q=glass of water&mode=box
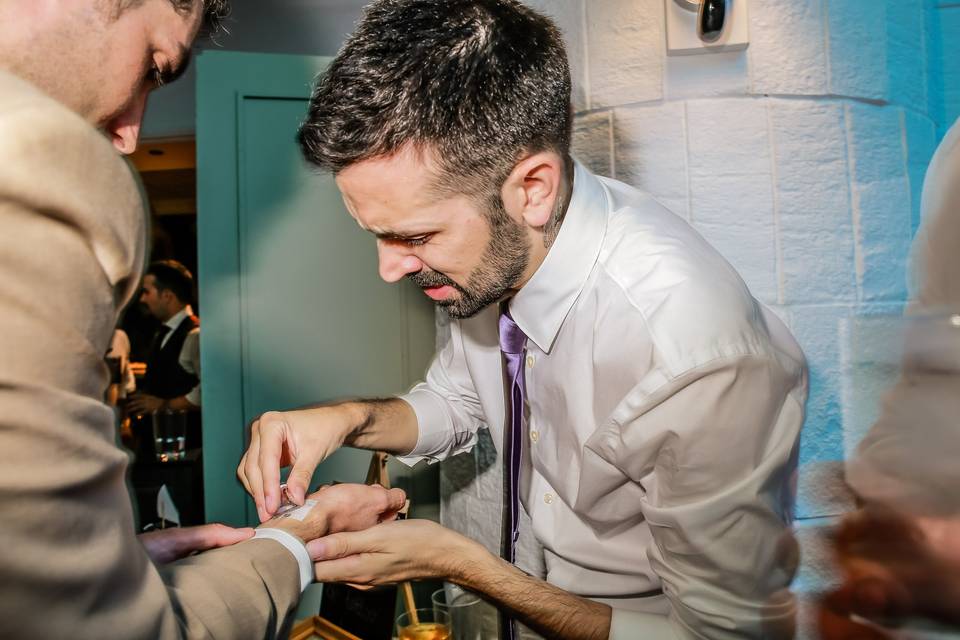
[151,409,187,462]
[431,584,490,640]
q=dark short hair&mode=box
[146,260,194,305]
[298,0,572,198]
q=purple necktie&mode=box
[498,304,527,640]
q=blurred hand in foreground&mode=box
[818,505,960,639]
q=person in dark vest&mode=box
[129,260,201,447]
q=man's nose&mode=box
[377,241,423,283]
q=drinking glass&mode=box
[431,585,487,640]
[396,608,450,640]
[151,409,187,462]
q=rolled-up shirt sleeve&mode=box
[596,354,805,639]
[178,328,201,406]
[396,321,488,466]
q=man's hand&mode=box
[261,484,407,543]
[237,401,420,523]
[237,409,355,522]
[309,520,613,640]
[818,506,960,639]
[138,524,254,565]
[312,483,407,534]
[127,392,164,415]
[308,519,476,586]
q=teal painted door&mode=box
[196,51,436,526]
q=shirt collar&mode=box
[164,305,193,332]
[510,160,608,354]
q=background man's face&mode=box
[9,0,203,153]
[139,274,168,320]
[335,145,531,319]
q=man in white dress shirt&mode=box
[239,0,808,637]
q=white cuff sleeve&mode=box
[393,389,454,466]
[253,528,313,593]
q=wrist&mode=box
[443,531,491,586]
[259,503,331,542]
[252,527,313,593]
[339,401,372,446]
[258,517,310,543]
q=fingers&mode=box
[385,487,406,512]
[380,487,407,522]
[287,453,322,506]
[182,523,255,553]
[243,421,269,522]
[140,524,255,564]
[236,451,250,494]
[257,414,286,515]
[205,523,256,548]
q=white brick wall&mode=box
[749,0,829,95]
[613,102,688,217]
[557,0,935,512]
[440,0,944,632]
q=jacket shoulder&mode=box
[0,72,146,293]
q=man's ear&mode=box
[501,151,566,229]
[107,87,148,155]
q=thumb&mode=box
[379,488,408,522]
[287,456,320,505]
[307,532,364,562]
[385,487,407,511]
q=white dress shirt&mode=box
[161,306,202,406]
[399,162,808,639]
[108,329,136,395]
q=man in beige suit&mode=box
[818,120,960,637]
[0,1,406,637]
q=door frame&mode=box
[196,50,333,525]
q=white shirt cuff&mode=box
[253,528,313,593]
[393,388,452,466]
[185,384,201,407]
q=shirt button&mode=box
[530,430,539,443]
[526,355,535,368]
[543,493,554,505]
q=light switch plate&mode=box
[665,0,750,56]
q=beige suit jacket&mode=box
[847,118,960,515]
[0,70,301,638]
